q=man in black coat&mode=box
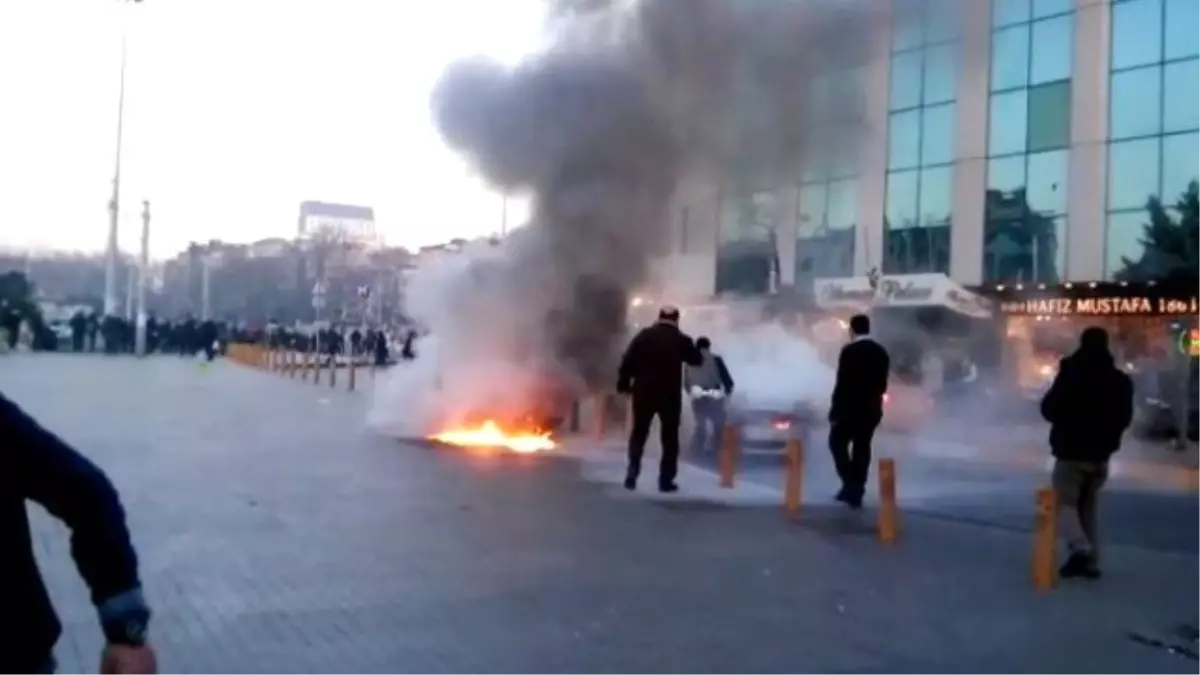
[1040,326,1134,579]
[1,392,156,673]
[828,313,890,509]
[617,306,703,492]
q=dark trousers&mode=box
[829,417,880,497]
[627,394,682,486]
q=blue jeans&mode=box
[690,397,727,456]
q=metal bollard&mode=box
[784,437,803,518]
[300,352,309,381]
[1032,486,1058,591]
[313,354,322,385]
[348,357,357,391]
[718,425,738,488]
[329,356,337,388]
[877,458,898,545]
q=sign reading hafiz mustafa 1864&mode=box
[1000,296,1199,316]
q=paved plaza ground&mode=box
[3,353,1197,673]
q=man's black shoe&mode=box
[658,483,679,493]
[835,488,851,503]
[623,477,637,491]
[1060,552,1092,579]
[845,495,863,510]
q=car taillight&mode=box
[771,419,791,431]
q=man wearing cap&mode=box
[617,306,703,492]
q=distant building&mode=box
[297,201,377,246]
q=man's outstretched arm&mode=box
[2,393,150,639]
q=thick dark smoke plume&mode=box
[431,0,909,392]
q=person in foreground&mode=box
[617,305,703,492]
[828,313,890,509]
[1,391,156,674]
[1040,326,1134,579]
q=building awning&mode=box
[813,273,994,319]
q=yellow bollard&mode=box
[348,357,357,392]
[784,437,803,518]
[1032,486,1058,591]
[718,425,738,489]
[877,458,898,545]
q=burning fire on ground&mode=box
[429,420,556,454]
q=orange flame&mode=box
[430,420,555,454]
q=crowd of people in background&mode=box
[41,308,421,369]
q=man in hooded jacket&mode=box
[1040,326,1134,579]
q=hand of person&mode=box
[688,386,704,399]
[100,644,157,674]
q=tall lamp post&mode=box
[134,200,151,356]
[103,0,144,317]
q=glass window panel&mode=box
[988,155,1028,194]
[1105,210,1151,278]
[1165,0,1200,60]
[1032,0,1073,19]
[897,19,921,52]
[923,44,958,104]
[1162,132,1200,202]
[1108,137,1162,210]
[920,103,956,165]
[1163,59,1200,133]
[827,179,858,230]
[987,156,1029,221]
[1028,80,1072,151]
[885,170,920,229]
[890,50,923,110]
[1110,66,1163,139]
[991,24,1031,91]
[1026,150,1069,215]
[989,90,1029,155]
[888,109,922,170]
[993,0,1031,27]
[1030,215,1068,283]
[892,0,925,52]
[919,166,954,227]
[1030,15,1074,85]
[797,184,828,237]
[925,2,958,43]
[1111,0,1164,70]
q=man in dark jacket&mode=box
[1040,326,1134,579]
[828,314,890,509]
[1,392,156,673]
[617,306,703,492]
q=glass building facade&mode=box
[674,0,1198,299]
[883,0,957,274]
[983,0,1074,283]
[1104,0,1199,278]
[794,69,863,288]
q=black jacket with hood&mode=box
[1040,328,1135,463]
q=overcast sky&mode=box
[0,0,541,259]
